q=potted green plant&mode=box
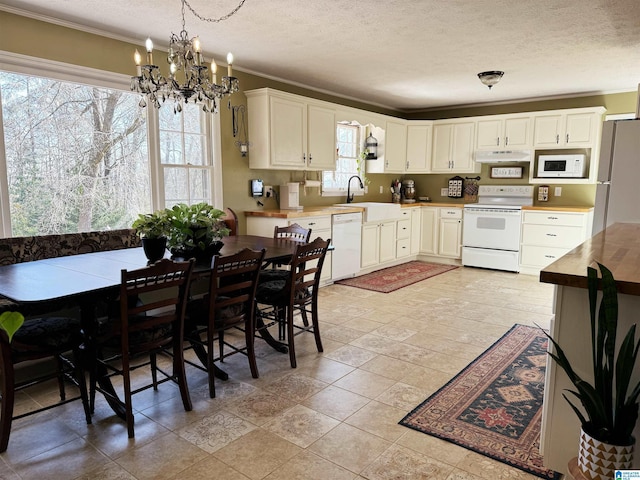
[132,210,170,262]
[544,262,639,480]
[164,202,230,260]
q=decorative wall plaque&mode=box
[490,166,523,179]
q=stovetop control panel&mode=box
[477,185,534,197]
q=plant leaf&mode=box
[0,311,24,343]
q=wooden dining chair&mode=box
[255,237,330,368]
[89,258,194,438]
[0,313,92,452]
[185,248,265,398]
[259,223,312,283]
[221,207,238,236]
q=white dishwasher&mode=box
[331,212,362,280]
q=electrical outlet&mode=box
[364,185,368,194]
[554,187,562,197]
[379,185,383,194]
[538,186,549,202]
[263,185,274,198]
[441,188,449,196]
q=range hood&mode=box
[474,150,532,163]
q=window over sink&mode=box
[322,122,366,197]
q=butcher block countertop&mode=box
[244,202,467,219]
[522,205,594,213]
[540,223,640,296]
[245,206,363,218]
[245,203,593,218]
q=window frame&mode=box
[322,122,366,198]
[0,51,223,237]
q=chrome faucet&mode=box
[346,175,364,203]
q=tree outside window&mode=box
[158,102,213,207]
[0,72,149,236]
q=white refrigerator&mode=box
[592,119,640,235]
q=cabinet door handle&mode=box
[566,133,570,143]
[308,154,312,164]
[505,136,509,146]
[545,255,556,259]
[546,233,557,237]
[406,161,409,169]
[547,216,558,220]
[302,153,306,162]
[496,137,500,146]
[556,134,560,144]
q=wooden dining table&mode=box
[0,235,299,304]
[0,235,299,417]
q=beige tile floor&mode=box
[0,266,556,480]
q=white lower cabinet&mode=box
[361,221,396,268]
[396,208,414,259]
[410,207,421,255]
[419,207,438,255]
[520,210,593,274]
[438,208,463,259]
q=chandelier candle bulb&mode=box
[227,52,233,77]
[134,50,142,76]
[193,36,201,64]
[211,60,217,84]
[145,37,153,65]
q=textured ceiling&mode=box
[2,0,640,112]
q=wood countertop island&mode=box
[540,222,640,295]
[539,222,640,475]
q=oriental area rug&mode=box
[399,324,561,480]
[334,261,457,293]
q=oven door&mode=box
[463,207,522,251]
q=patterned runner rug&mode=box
[399,324,561,480]
[334,261,457,293]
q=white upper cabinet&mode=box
[533,108,605,148]
[307,104,338,170]
[382,120,407,173]
[431,120,478,173]
[246,88,336,171]
[406,123,432,173]
[476,115,532,150]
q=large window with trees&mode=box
[0,54,222,237]
[0,72,150,236]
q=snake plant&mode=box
[545,262,640,446]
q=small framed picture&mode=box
[490,166,523,179]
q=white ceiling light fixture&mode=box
[477,71,504,90]
[131,0,246,113]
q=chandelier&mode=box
[131,0,246,113]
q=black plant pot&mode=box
[170,240,224,263]
[142,236,168,263]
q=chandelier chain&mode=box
[182,0,247,24]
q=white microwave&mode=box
[537,154,586,178]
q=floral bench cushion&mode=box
[0,228,140,266]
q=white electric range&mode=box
[462,185,534,272]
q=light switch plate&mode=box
[554,187,562,197]
[441,188,449,196]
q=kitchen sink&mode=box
[333,202,402,222]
